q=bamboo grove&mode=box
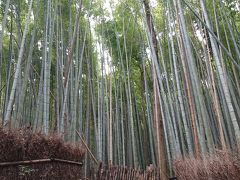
[0,0,239,177]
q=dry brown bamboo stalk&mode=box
[52,158,83,165]
[76,130,99,165]
[0,158,83,167]
[0,159,51,166]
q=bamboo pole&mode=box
[0,159,51,166]
[76,130,99,165]
[0,158,83,167]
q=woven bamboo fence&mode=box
[95,164,163,180]
[0,128,85,179]
[0,159,83,180]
